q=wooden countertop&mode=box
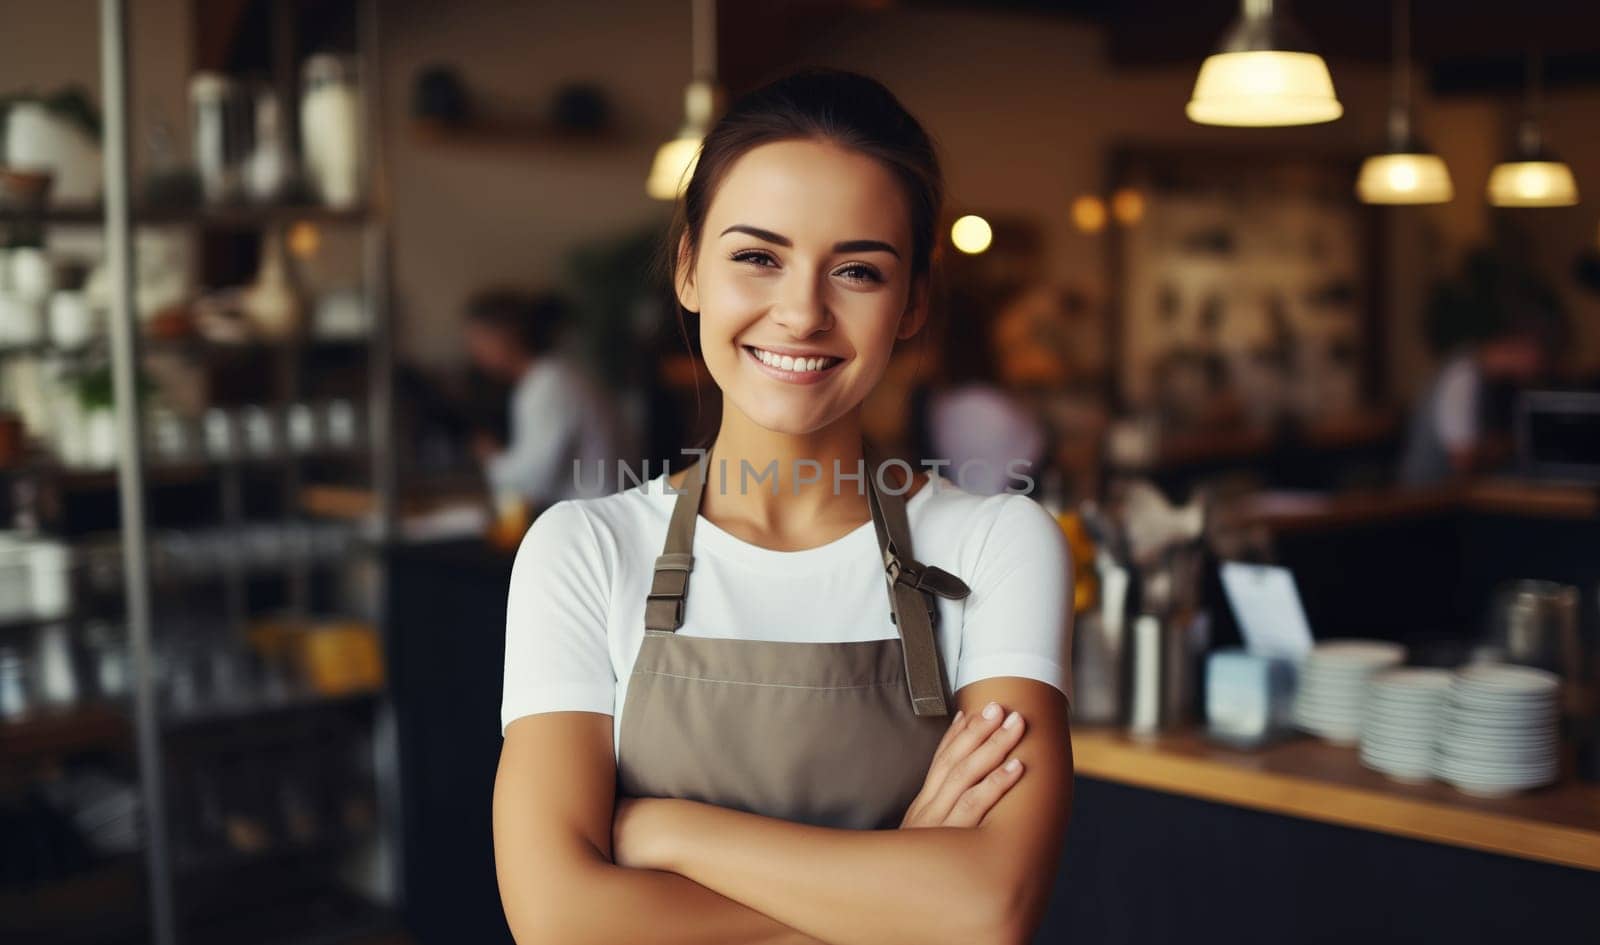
[1071,726,1600,872]
[1226,478,1600,532]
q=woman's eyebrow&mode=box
[720,224,901,259]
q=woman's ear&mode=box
[674,232,700,313]
[896,274,930,341]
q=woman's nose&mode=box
[770,275,832,336]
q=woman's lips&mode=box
[742,344,843,386]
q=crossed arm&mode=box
[493,676,1073,945]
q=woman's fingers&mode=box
[927,702,1005,783]
[901,708,976,827]
[929,708,967,760]
[922,706,1027,823]
[945,756,1025,828]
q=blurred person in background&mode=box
[908,283,1049,495]
[1399,248,1562,486]
[464,288,621,506]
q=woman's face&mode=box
[676,138,926,437]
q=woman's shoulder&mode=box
[519,473,673,553]
[913,475,1065,560]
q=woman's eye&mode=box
[837,264,883,284]
[731,250,777,268]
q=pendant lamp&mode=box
[1187,0,1342,127]
[647,0,723,200]
[1357,0,1452,204]
[1487,51,1578,208]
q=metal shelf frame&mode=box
[93,2,401,944]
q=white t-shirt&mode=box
[500,469,1075,759]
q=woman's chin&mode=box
[727,395,843,439]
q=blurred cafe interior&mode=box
[2,1,1599,943]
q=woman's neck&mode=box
[675,408,922,552]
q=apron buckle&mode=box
[884,554,972,601]
[645,553,694,631]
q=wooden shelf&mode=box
[410,116,623,153]
[0,855,146,944]
[0,203,372,228]
[1072,725,1600,872]
[1226,477,1600,532]
[0,336,372,364]
[0,703,130,761]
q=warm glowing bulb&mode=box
[1110,188,1145,226]
[950,215,993,254]
[1356,153,1453,205]
[1487,160,1579,207]
[647,136,703,201]
[287,221,321,258]
[1071,195,1107,234]
[1187,50,1343,127]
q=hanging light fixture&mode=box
[647,0,723,200]
[1357,0,1452,204]
[1187,0,1342,127]
[1487,50,1578,208]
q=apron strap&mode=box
[644,450,707,632]
[863,438,969,717]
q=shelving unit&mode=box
[0,2,402,944]
[409,116,625,153]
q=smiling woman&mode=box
[493,68,1074,945]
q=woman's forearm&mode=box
[514,857,825,945]
[642,800,1022,945]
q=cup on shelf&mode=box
[0,293,45,347]
[202,406,238,461]
[286,402,319,453]
[0,646,30,720]
[238,404,279,458]
[8,247,55,303]
[83,621,130,700]
[146,407,198,465]
[48,290,96,349]
[34,622,79,707]
[26,539,71,621]
[322,398,359,450]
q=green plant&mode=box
[71,364,152,411]
[564,222,673,386]
[1423,229,1565,356]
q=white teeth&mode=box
[752,347,835,373]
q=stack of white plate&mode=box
[1292,640,1407,745]
[1433,664,1561,797]
[1358,668,1452,783]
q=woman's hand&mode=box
[899,701,1027,829]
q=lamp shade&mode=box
[646,78,720,201]
[1356,152,1454,204]
[1486,160,1579,207]
[1187,49,1342,126]
[647,135,702,201]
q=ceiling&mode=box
[876,0,1600,95]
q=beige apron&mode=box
[616,440,973,830]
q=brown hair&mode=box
[654,68,947,450]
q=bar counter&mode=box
[1071,726,1600,871]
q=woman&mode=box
[494,69,1074,945]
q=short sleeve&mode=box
[953,494,1074,706]
[501,500,616,735]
